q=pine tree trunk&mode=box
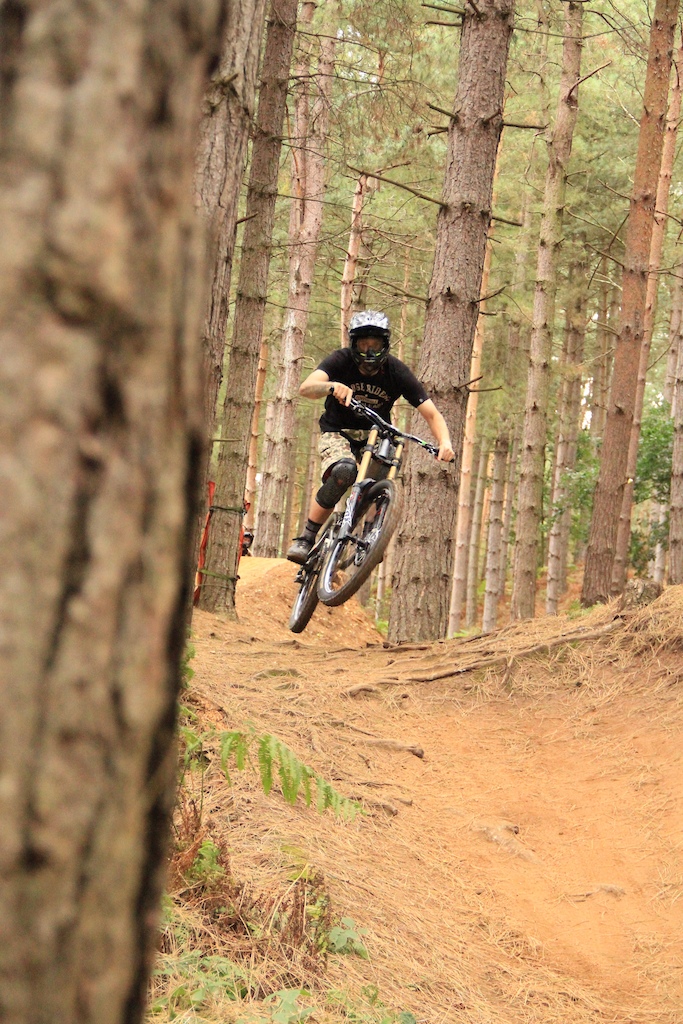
[195,0,267,444]
[499,429,520,594]
[244,337,269,531]
[664,266,683,407]
[297,417,319,535]
[255,20,335,557]
[389,0,514,643]
[0,3,224,1021]
[590,258,611,440]
[546,260,588,613]
[341,173,372,346]
[448,240,493,635]
[582,0,679,605]
[466,448,489,628]
[611,37,682,594]
[669,332,683,581]
[510,1,583,620]
[199,0,298,610]
[482,434,510,632]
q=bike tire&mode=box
[288,515,336,632]
[288,563,320,633]
[317,479,402,607]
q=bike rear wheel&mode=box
[317,479,402,607]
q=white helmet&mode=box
[348,310,391,368]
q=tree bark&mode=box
[669,331,683,581]
[589,258,611,441]
[664,264,683,409]
[195,0,267,447]
[244,337,269,531]
[199,0,298,609]
[465,447,490,628]
[0,3,225,1022]
[582,0,679,606]
[255,17,335,556]
[341,172,372,347]
[388,0,514,643]
[611,37,683,594]
[482,433,510,633]
[499,428,520,597]
[510,1,583,620]
[546,259,588,614]
[447,239,493,635]
[297,414,320,535]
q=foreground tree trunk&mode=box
[255,17,335,556]
[0,3,224,1022]
[199,0,296,609]
[582,0,679,606]
[510,1,583,620]
[389,0,514,643]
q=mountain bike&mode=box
[288,396,442,633]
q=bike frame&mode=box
[334,398,436,545]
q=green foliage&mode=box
[550,430,599,551]
[241,988,315,1024]
[188,838,226,886]
[328,916,369,958]
[326,986,418,1024]
[150,950,253,1016]
[218,728,360,820]
[634,402,673,505]
[181,641,196,690]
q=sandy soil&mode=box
[183,557,683,1023]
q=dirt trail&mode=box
[185,558,683,1023]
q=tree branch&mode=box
[346,164,446,206]
[567,60,612,100]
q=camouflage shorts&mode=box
[318,431,391,481]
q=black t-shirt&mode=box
[316,349,429,431]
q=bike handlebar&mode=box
[328,387,442,459]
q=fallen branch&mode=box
[363,738,425,758]
[348,794,398,816]
[346,683,380,697]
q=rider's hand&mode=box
[329,382,353,406]
[437,441,455,463]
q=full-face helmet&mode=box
[348,310,391,370]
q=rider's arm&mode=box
[299,368,352,406]
[417,400,455,462]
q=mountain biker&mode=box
[286,310,454,564]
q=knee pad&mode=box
[316,458,358,508]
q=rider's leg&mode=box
[287,458,358,563]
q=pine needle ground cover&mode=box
[149,560,683,1024]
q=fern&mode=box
[215,729,358,820]
[219,730,249,782]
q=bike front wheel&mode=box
[317,479,402,607]
[288,562,320,633]
[288,515,336,632]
